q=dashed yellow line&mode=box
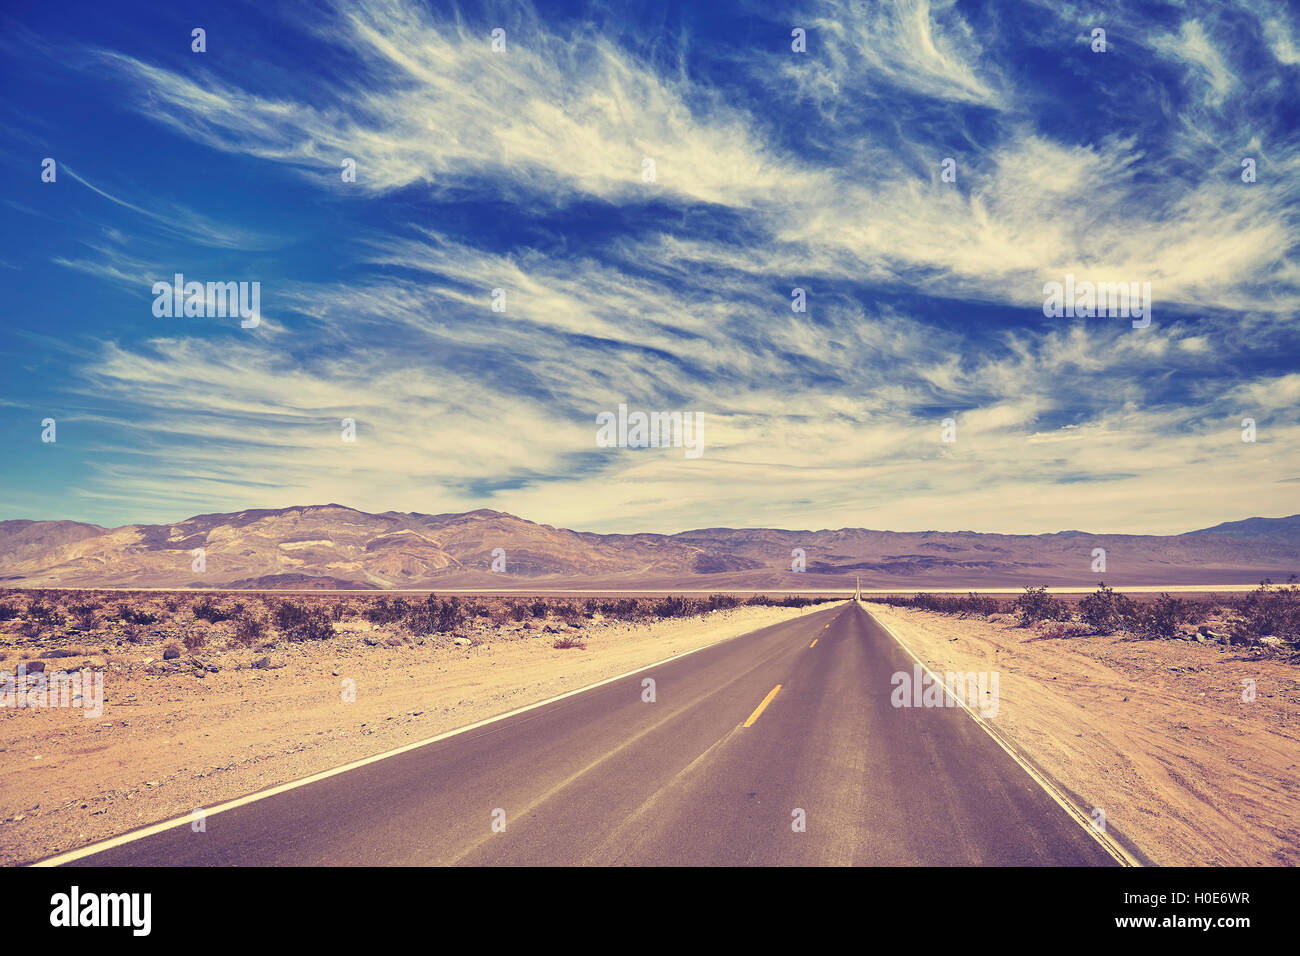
[743,684,782,727]
[808,638,818,648]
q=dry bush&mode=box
[25,601,64,625]
[234,615,266,647]
[553,602,582,625]
[192,596,236,623]
[272,600,336,641]
[116,603,157,625]
[71,603,99,629]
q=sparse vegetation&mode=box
[234,614,266,647]
[1077,583,1135,634]
[869,579,1300,660]
[0,588,841,672]
[192,596,236,623]
[70,602,99,629]
[272,600,336,642]
[1014,586,1069,626]
[1229,579,1300,651]
[877,592,1007,616]
[405,594,463,635]
[26,600,64,625]
[115,602,157,625]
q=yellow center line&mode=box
[743,684,782,727]
[808,638,818,648]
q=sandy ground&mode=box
[0,602,832,866]
[865,602,1300,866]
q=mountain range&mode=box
[0,505,1297,590]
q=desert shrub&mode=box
[116,603,157,625]
[234,614,266,647]
[553,602,582,625]
[744,595,823,608]
[529,598,549,619]
[161,639,182,659]
[1037,622,1091,640]
[1230,580,1300,648]
[1131,593,1192,639]
[553,635,587,649]
[406,594,462,635]
[273,601,336,641]
[0,601,19,621]
[364,597,410,625]
[71,603,99,629]
[506,601,529,622]
[25,601,64,625]
[1014,586,1068,626]
[192,596,235,623]
[652,595,697,618]
[1077,583,1136,635]
[704,594,742,612]
[968,592,1005,615]
[183,629,206,652]
[598,598,643,619]
[882,592,1006,615]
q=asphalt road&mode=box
[56,602,1120,866]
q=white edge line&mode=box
[33,601,841,867]
[859,601,1141,867]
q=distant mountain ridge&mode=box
[0,505,1296,589]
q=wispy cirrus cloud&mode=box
[1,0,1296,535]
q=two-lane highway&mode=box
[46,602,1122,866]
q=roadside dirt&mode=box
[865,602,1300,866]
[0,602,832,865]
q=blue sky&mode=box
[1,0,1298,535]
